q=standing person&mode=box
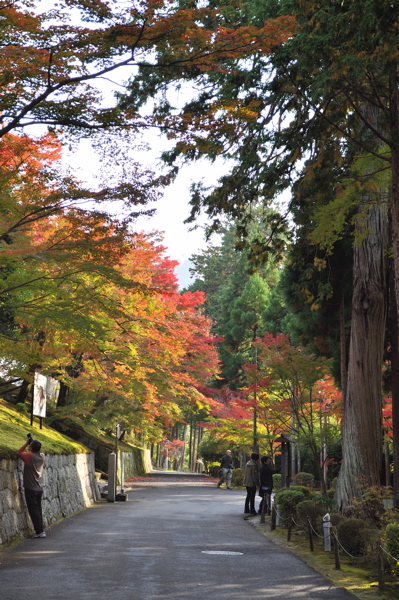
[243,452,259,515]
[258,455,280,515]
[217,449,233,489]
[18,435,46,538]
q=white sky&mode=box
[64,136,224,286]
[30,0,218,282]
[32,0,268,286]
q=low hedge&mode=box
[232,468,244,487]
[275,488,306,520]
[296,500,325,535]
[336,517,374,556]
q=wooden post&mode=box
[308,520,314,552]
[260,493,266,524]
[378,546,385,591]
[287,517,292,541]
[333,528,341,570]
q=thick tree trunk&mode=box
[340,293,348,406]
[336,203,389,511]
[188,419,193,472]
[192,424,198,472]
[56,381,69,407]
[16,379,30,404]
[389,274,399,507]
[388,63,399,507]
[180,423,187,471]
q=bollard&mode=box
[323,513,331,552]
[107,452,116,502]
[276,505,281,527]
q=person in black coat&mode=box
[258,455,280,515]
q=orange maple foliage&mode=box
[0,130,219,439]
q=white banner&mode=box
[33,373,47,417]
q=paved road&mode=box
[0,473,354,600]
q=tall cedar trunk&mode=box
[389,64,399,508]
[389,275,399,507]
[340,293,348,406]
[336,203,389,511]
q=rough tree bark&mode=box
[340,293,348,406]
[389,273,399,507]
[336,202,389,511]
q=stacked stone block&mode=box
[0,453,99,549]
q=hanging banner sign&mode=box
[33,373,48,417]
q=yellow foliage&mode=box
[314,257,326,271]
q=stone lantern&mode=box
[274,434,292,487]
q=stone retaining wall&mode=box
[0,452,99,549]
[0,446,152,550]
[120,449,152,483]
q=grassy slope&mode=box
[0,398,89,458]
[0,398,146,460]
[253,519,398,600]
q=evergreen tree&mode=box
[188,220,284,387]
[149,0,398,509]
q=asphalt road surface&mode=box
[0,472,355,600]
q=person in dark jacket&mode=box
[18,436,45,538]
[258,455,280,515]
[243,452,259,515]
[217,449,233,488]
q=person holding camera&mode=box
[18,434,46,538]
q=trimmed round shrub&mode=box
[273,473,282,489]
[231,468,244,487]
[385,523,399,577]
[294,472,314,487]
[288,485,315,499]
[296,500,325,534]
[275,489,306,521]
[336,517,373,556]
[329,512,345,528]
